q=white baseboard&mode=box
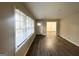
[60,35,79,47]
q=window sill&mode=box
[15,33,34,52]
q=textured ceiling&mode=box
[25,2,79,19]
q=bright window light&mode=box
[47,22,56,32]
[15,9,34,49]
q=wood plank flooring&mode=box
[26,31,79,56]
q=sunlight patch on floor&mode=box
[45,31,56,49]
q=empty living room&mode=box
[0,1,79,57]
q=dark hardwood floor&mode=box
[26,31,79,56]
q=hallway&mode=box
[27,31,79,56]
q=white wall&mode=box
[60,13,79,47]
[0,3,15,56]
[36,20,46,35]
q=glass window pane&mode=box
[15,9,34,49]
[16,22,20,29]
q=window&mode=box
[15,9,34,49]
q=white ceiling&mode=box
[25,2,79,19]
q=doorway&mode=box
[46,22,57,36]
